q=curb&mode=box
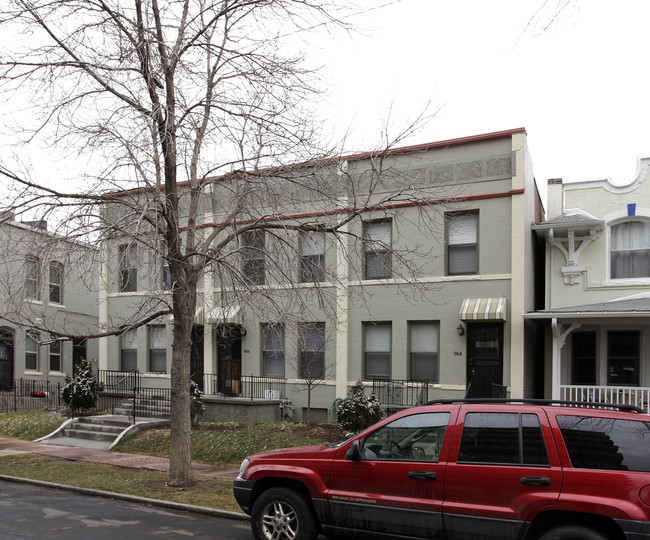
[0,474,249,522]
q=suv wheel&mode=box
[538,525,610,540]
[251,487,319,540]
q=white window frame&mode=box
[447,211,478,276]
[49,261,64,304]
[364,220,392,280]
[609,219,650,281]
[25,257,40,300]
[409,322,440,382]
[300,231,326,283]
[364,322,391,379]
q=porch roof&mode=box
[524,293,650,320]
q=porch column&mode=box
[551,318,561,400]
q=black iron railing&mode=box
[98,370,141,394]
[203,374,286,400]
[372,379,430,408]
[0,379,63,413]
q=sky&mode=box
[314,0,650,199]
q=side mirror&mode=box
[345,440,362,461]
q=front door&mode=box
[217,325,242,396]
[190,326,205,391]
[0,329,13,390]
[466,323,504,398]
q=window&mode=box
[49,341,61,372]
[299,323,325,379]
[243,230,265,285]
[607,330,640,386]
[300,231,325,283]
[49,261,63,304]
[571,331,597,385]
[119,244,138,292]
[409,322,439,382]
[364,220,392,279]
[360,412,450,461]
[25,332,38,371]
[610,220,650,279]
[558,415,650,472]
[447,212,478,275]
[263,324,285,377]
[148,326,167,373]
[364,323,391,379]
[120,329,137,372]
[458,412,548,466]
[25,257,40,300]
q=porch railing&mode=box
[98,370,141,394]
[203,374,286,401]
[561,385,650,413]
[0,379,63,413]
[372,379,430,408]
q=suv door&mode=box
[442,407,562,540]
[328,410,455,539]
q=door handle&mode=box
[520,476,552,486]
[408,471,437,480]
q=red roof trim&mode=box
[106,128,526,197]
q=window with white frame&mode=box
[364,220,392,279]
[610,220,650,279]
[300,231,325,283]
[120,329,137,372]
[299,323,325,379]
[25,332,38,371]
[149,326,167,373]
[409,322,439,382]
[364,322,391,379]
[243,230,265,285]
[49,341,61,372]
[607,330,640,386]
[49,261,63,304]
[447,212,478,275]
[25,257,40,300]
[571,331,597,385]
[119,244,138,292]
[263,324,285,377]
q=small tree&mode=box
[190,380,205,425]
[337,381,384,433]
[61,358,98,415]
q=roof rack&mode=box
[421,398,644,414]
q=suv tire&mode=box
[538,524,610,540]
[251,486,319,540]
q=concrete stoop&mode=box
[113,396,171,418]
[36,414,170,450]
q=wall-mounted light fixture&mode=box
[239,326,247,337]
[457,324,465,336]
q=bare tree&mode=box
[0,0,448,488]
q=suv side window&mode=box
[557,415,650,472]
[361,412,450,461]
[459,412,549,466]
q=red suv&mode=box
[233,399,650,540]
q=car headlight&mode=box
[238,458,250,479]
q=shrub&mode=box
[61,358,99,413]
[190,380,205,423]
[336,381,384,433]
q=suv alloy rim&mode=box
[261,500,299,540]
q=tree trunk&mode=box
[167,280,196,487]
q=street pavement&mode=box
[0,436,245,521]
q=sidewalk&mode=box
[0,437,240,479]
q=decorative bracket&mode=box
[551,227,600,285]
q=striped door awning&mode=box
[460,297,507,321]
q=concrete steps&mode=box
[62,416,132,442]
[114,395,170,418]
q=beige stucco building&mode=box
[99,128,545,422]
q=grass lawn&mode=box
[0,411,346,511]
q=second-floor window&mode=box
[364,322,391,379]
[243,230,265,285]
[298,323,325,379]
[119,244,138,292]
[149,325,167,373]
[364,220,392,280]
[300,231,325,283]
[447,211,478,275]
[263,323,285,377]
[610,220,650,279]
[25,257,40,300]
[49,261,63,304]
